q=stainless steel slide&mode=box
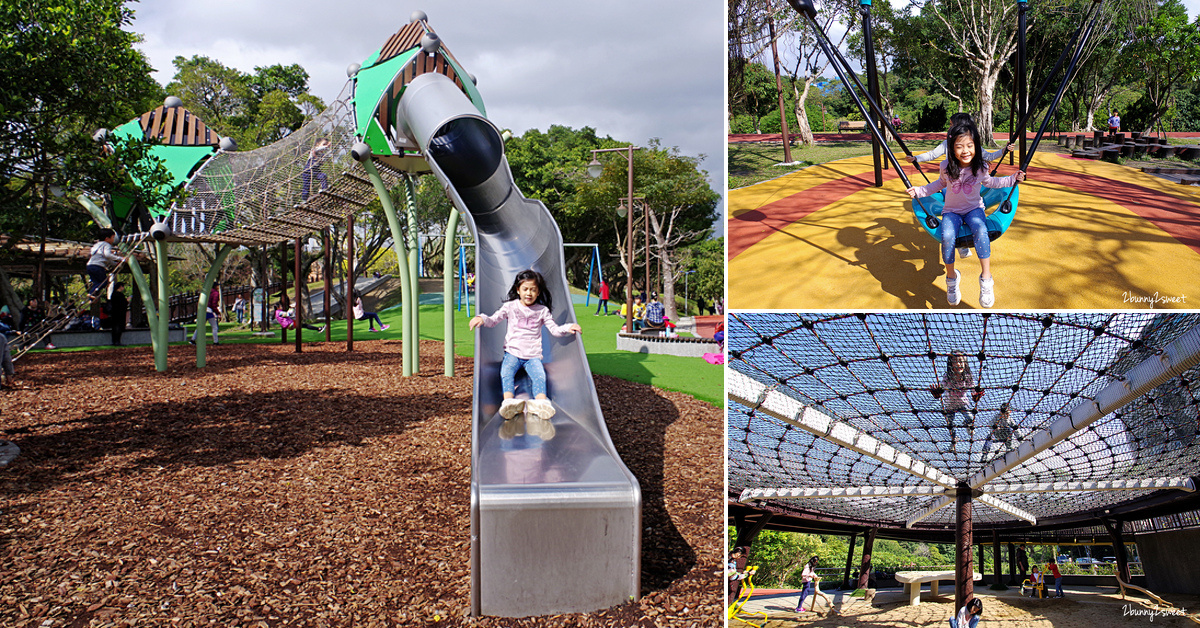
[394,73,641,617]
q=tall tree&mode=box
[577,140,719,323]
[1123,0,1200,134]
[899,0,1022,145]
[0,0,163,301]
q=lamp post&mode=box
[682,270,696,317]
[588,145,640,336]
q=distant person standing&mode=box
[233,296,246,324]
[1017,544,1029,585]
[109,282,128,346]
[595,279,610,316]
[1108,110,1121,135]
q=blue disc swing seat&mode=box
[912,185,1021,249]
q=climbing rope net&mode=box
[728,313,1200,529]
[167,81,400,245]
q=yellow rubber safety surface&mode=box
[728,153,1200,310]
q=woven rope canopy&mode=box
[728,313,1200,532]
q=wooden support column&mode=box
[279,242,288,344]
[992,530,1006,590]
[955,482,974,612]
[260,246,269,332]
[843,532,858,590]
[732,511,773,551]
[346,214,354,352]
[323,229,331,341]
[857,527,876,591]
[294,237,302,353]
[1008,542,1018,586]
[1102,518,1131,583]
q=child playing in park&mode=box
[950,596,983,628]
[908,113,1013,262]
[274,302,325,334]
[794,556,820,613]
[907,121,1026,307]
[930,351,984,453]
[469,269,581,421]
[86,229,123,301]
[981,402,1016,463]
[352,296,389,332]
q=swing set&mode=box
[786,0,1107,249]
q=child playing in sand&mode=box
[469,269,581,421]
[908,122,1026,307]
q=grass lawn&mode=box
[50,301,722,406]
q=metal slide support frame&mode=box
[444,208,460,376]
[360,157,412,376]
[193,244,233,368]
[156,240,169,369]
[77,194,167,372]
[403,174,420,371]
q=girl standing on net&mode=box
[907,122,1026,307]
[469,269,581,421]
[931,351,983,453]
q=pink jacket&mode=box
[912,161,1018,216]
[475,300,575,360]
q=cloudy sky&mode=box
[128,0,727,224]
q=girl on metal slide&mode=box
[469,269,581,422]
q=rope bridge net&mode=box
[728,313,1200,528]
[167,82,401,245]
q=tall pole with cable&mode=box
[589,146,640,337]
[1017,0,1028,165]
[861,0,884,185]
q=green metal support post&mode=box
[194,244,233,368]
[443,208,460,376]
[360,158,412,376]
[402,175,421,372]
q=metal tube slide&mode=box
[394,72,641,618]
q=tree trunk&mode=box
[792,80,815,146]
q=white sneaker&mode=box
[959,247,972,259]
[527,398,556,420]
[946,269,962,306]
[499,398,525,420]
[980,275,996,308]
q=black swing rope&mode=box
[991,0,1105,178]
[996,0,1107,212]
[785,0,940,228]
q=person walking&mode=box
[595,279,610,316]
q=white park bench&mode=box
[894,570,982,606]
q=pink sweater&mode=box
[476,300,576,360]
[912,161,1017,216]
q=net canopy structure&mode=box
[728,313,1200,540]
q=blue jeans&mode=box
[500,352,547,397]
[939,208,990,265]
[86,264,109,296]
[795,580,814,611]
[949,616,979,628]
[1055,576,1063,596]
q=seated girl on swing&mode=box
[274,302,325,334]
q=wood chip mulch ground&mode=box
[0,340,723,627]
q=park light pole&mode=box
[682,270,696,317]
[587,145,640,336]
